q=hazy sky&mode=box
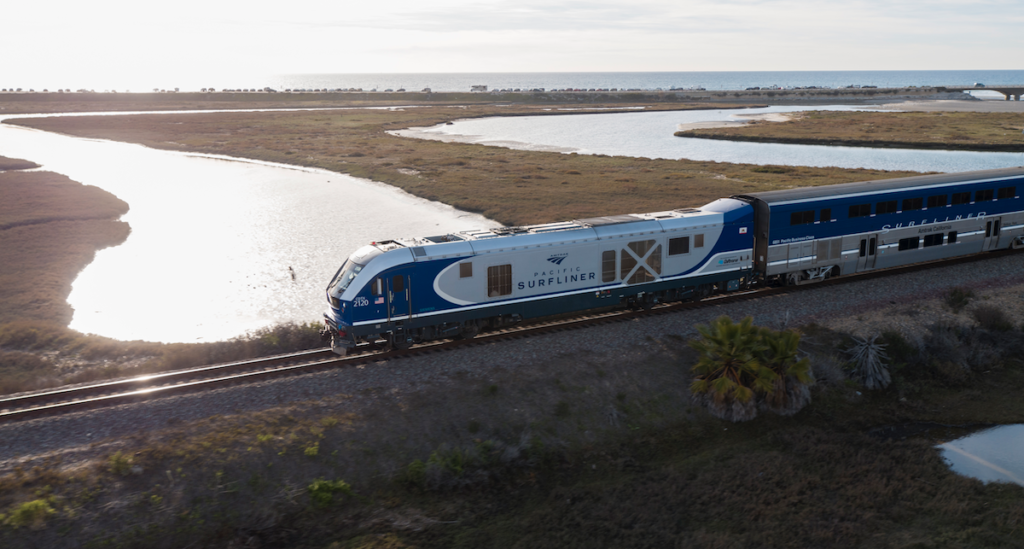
[6,0,1022,86]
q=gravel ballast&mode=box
[3,252,1024,473]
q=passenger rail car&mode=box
[735,167,1024,286]
[323,166,1024,354]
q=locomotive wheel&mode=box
[388,334,413,350]
[456,320,480,340]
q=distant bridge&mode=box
[939,85,1024,101]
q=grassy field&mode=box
[4,294,1024,548]
[9,106,922,226]
[678,110,1024,152]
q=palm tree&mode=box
[756,328,814,416]
[689,316,775,422]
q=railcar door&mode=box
[983,217,1002,251]
[856,235,878,271]
[386,274,412,322]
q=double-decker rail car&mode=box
[734,166,1024,286]
[323,199,754,353]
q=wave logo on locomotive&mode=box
[546,253,569,265]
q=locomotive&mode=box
[323,166,1024,354]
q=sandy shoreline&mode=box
[675,112,794,132]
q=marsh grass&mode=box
[11,106,920,226]
[681,110,1024,152]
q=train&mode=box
[322,166,1024,354]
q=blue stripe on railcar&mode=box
[766,175,1024,245]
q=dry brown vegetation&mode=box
[9,107,921,226]
[5,297,1024,547]
[0,170,129,325]
[0,155,40,171]
[679,110,1024,152]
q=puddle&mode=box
[937,424,1024,487]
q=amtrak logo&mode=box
[546,253,569,265]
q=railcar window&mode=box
[948,231,957,244]
[668,236,689,256]
[898,237,920,251]
[903,197,923,211]
[927,195,947,208]
[951,192,971,205]
[820,208,831,222]
[876,200,897,215]
[695,234,704,248]
[790,211,815,225]
[459,262,473,278]
[849,204,871,218]
[487,265,512,297]
[976,189,994,202]
[923,234,943,247]
[998,187,1016,200]
[392,275,404,293]
[602,251,616,282]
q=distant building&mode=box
[471,85,487,92]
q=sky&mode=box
[5,0,1023,88]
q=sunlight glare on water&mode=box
[0,120,496,343]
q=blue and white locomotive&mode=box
[323,166,1024,354]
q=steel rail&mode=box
[1,247,1019,423]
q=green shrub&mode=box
[944,287,974,313]
[688,316,813,421]
[108,451,133,476]
[307,478,352,508]
[5,499,55,529]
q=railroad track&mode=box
[2,248,1018,423]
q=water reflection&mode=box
[0,120,496,343]
[939,425,1024,486]
[397,106,1024,173]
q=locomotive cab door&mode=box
[856,235,878,271]
[983,217,1002,251]
[386,274,412,323]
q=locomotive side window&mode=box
[948,231,958,244]
[602,251,616,283]
[923,234,943,247]
[998,186,1016,200]
[849,204,871,218]
[927,195,947,208]
[898,237,920,251]
[951,192,971,205]
[876,200,897,215]
[694,234,704,248]
[976,189,994,202]
[487,265,512,297]
[790,210,815,225]
[668,236,689,256]
[459,262,473,278]
[392,275,404,293]
[820,208,831,222]
[370,278,382,296]
[903,197,923,211]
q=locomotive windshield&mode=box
[327,260,364,295]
